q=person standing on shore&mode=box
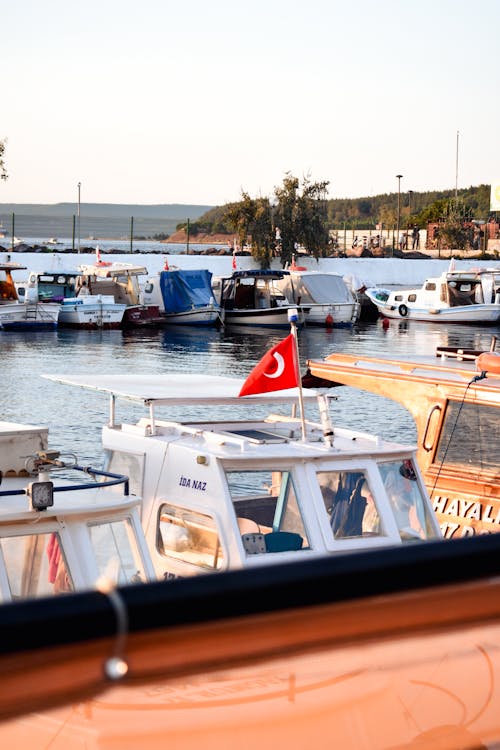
[412,225,420,250]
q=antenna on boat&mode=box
[288,308,307,441]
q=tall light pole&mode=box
[77,181,81,254]
[396,174,403,254]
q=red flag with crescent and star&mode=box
[238,334,299,396]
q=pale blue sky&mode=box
[2,0,499,205]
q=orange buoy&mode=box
[382,317,390,329]
[476,351,500,374]
[325,314,334,328]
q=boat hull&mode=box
[0,302,60,331]
[121,305,165,328]
[304,302,359,327]
[222,306,307,328]
[370,300,500,323]
[58,299,126,329]
[161,307,221,326]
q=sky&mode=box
[2,0,499,207]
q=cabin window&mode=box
[317,470,384,539]
[225,469,309,554]
[379,460,438,541]
[157,504,224,570]
[0,532,73,601]
[434,401,499,472]
[425,282,437,291]
[408,294,417,302]
[88,519,147,585]
[105,450,145,497]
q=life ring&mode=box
[398,304,408,317]
[476,351,500,374]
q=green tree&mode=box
[0,139,7,182]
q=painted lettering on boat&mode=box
[178,475,207,491]
[433,494,500,538]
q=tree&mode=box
[0,139,7,182]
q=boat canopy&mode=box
[159,269,218,314]
[280,272,354,305]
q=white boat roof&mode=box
[43,373,320,405]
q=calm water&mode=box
[2,317,499,467]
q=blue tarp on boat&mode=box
[159,269,218,314]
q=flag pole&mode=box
[288,308,307,441]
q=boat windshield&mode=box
[379,460,438,540]
[225,469,309,554]
[317,470,385,539]
[157,504,224,571]
[0,531,73,602]
[88,519,149,585]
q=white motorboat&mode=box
[79,253,164,327]
[142,268,221,326]
[277,269,360,327]
[45,371,441,582]
[0,420,156,603]
[219,269,309,327]
[366,265,500,323]
[16,269,126,329]
[0,263,60,331]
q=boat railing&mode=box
[0,450,130,498]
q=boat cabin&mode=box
[0,421,156,602]
[0,263,25,302]
[220,270,289,311]
[45,374,441,581]
[16,270,83,303]
[78,262,148,306]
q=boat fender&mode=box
[476,351,500,374]
[398,304,408,317]
[325,314,334,328]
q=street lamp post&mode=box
[77,181,81,254]
[396,174,403,254]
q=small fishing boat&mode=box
[44,365,441,582]
[365,264,500,323]
[306,340,500,539]
[0,263,59,331]
[219,269,309,327]
[79,251,164,327]
[0,420,156,603]
[277,269,360,327]
[16,269,127,329]
[142,268,221,326]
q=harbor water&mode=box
[2,300,499,468]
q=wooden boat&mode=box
[276,269,360,327]
[2,533,500,748]
[219,270,309,327]
[16,269,127,329]
[142,268,221,326]
[0,420,156,603]
[78,255,164,327]
[43,372,441,582]
[365,265,500,323]
[305,343,500,538]
[0,263,59,331]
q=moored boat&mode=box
[16,269,126,329]
[142,267,221,326]
[79,252,164,327]
[0,420,156,603]
[219,269,309,327]
[366,264,500,323]
[277,269,360,327]
[44,369,441,581]
[0,263,59,331]
[305,342,500,538]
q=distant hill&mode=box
[0,203,215,239]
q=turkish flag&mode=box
[238,334,299,396]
